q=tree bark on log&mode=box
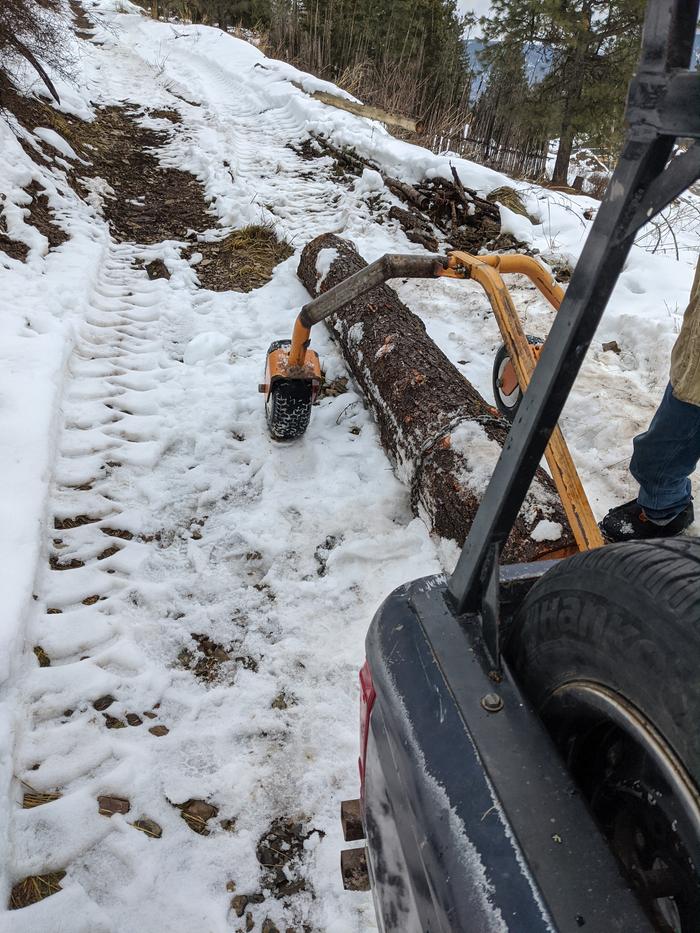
[298,234,576,563]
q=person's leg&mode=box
[631,382,700,520]
[601,383,700,541]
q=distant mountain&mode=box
[466,32,700,100]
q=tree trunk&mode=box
[552,116,575,186]
[551,7,591,186]
[298,234,576,562]
[150,0,159,20]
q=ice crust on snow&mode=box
[0,1,697,929]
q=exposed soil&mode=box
[0,210,29,261]
[178,632,233,683]
[25,180,70,249]
[2,75,294,288]
[256,817,323,899]
[98,795,130,817]
[54,104,211,244]
[69,0,95,38]
[174,798,219,836]
[131,817,162,838]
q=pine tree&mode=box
[482,0,646,184]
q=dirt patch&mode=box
[0,177,68,261]
[101,526,134,540]
[174,798,219,836]
[54,514,98,530]
[63,105,210,243]
[0,211,29,262]
[3,79,292,289]
[314,535,339,577]
[256,817,323,899]
[70,0,94,38]
[178,633,232,683]
[33,646,51,667]
[9,872,65,909]
[188,225,293,293]
[1,77,210,244]
[25,180,70,249]
[98,795,130,816]
[316,375,348,400]
[131,817,162,838]
[145,258,170,280]
[150,109,182,125]
[178,632,258,682]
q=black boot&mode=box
[600,499,694,542]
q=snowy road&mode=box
[1,2,698,932]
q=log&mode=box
[298,234,576,562]
[292,83,421,134]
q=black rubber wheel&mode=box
[266,379,313,440]
[506,538,700,932]
[492,334,543,422]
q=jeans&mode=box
[630,382,700,521]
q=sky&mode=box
[457,0,492,23]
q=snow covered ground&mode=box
[0,2,698,931]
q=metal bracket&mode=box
[480,542,501,671]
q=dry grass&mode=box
[486,186,529,218]
[189,225,293,293]
[22,791,61,809]
[9,872,65,909]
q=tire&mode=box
[265,379,313,440]
[506,538,700,930]
[492,335,543,422]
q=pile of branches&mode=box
[0,0,74,104]
[313,135,526,254]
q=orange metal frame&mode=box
[259,331,321,398]
[439,252,604,552]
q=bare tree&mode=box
[0,0,74,103]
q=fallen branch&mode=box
[291,82,420,133]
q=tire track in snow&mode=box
[5,9,443,932]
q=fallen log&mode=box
[298,234,576,562]
[291,83,421,134]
